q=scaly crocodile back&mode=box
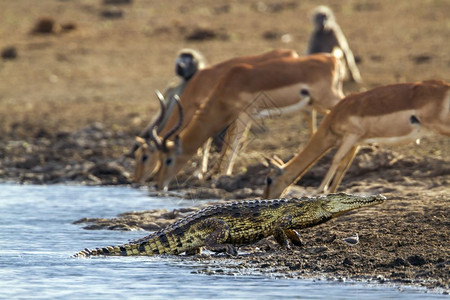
[73,194,384,257]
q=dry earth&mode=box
[0,0,449,294]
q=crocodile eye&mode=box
[266,177,273,185]
[165,158,173,165]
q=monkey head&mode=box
[312,5,335,31]
[175,49,206,81]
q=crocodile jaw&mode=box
[322,193,385,216]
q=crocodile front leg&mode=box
[198,218,238,256]
[273,228,303,248]
[285,229,303,246]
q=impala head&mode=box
[133,136,161,184]
[263,155,288,199]
[175,48,206,81]
[153,95,184,191]
[155,136,183,191]
[133,91,179,185]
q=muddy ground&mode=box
[0,0,449,294]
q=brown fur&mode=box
[264,80,450,198]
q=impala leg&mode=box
[302,109,317,136]
[318,134,360,193]
[328,145,359,193]
[200,138,213,178]
[224,118,252,176]
[210,122,236,177]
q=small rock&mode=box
[288,263,301,270]
[88,162,130,184]
[101,9,124,19]
[370,55,384,62]
[185,28,229,41]
[1,46,17,60]
[262,31,281,40]
[103,0,133,5]
[306,246,328,254]
[390,271,406,278]
[31,17,56,34]
[141,222,163,231]
[60,22,77,32]
[411,54,432,64]
[389,257,410,267]
[343,257,353,266]
[407,255,426,266]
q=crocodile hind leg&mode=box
[273,227,289,248]
[198,218,238,256]
[185,248,202,255]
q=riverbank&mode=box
[73,187,449,292]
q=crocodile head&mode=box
[319,193,385,217]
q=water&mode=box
[0,183,446,299]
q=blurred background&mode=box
[0,0,448,137]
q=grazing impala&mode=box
[131,49,206,183]
[263,80,450,198]
[153,53,345,191]
[133,49,300,184]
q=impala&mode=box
[263,80,450,198]
[133,49,300,184]
[153,53,345,190]
[131,49,206,182]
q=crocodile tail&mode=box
[72,242,150,258]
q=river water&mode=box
[0,183,446,299]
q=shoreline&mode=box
[72,189,449,292]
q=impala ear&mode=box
[124,136,145,158]
[135,136,146,145]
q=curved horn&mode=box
[149,90,166,149]
[162,94,183,151]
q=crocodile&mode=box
[73,193,384,257]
